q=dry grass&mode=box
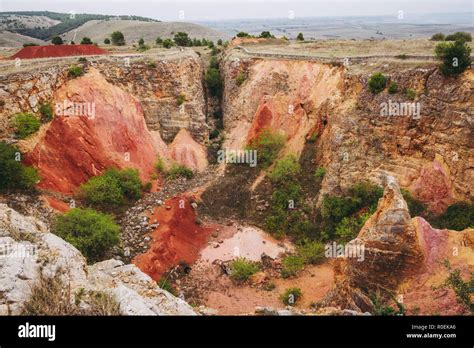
[21,272,121,316]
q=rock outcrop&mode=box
[318,176,473,314]
[0,203,196,315]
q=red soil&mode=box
[11,44,108,60]
[43,196,70,213]
[133,195,213,281]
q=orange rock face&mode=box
[168,129,208,172]
[25,69,165,194]
[133,196,213,280]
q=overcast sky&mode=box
[1,0,473,21]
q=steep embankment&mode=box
[219,51,473,213]
[0,55,209,195]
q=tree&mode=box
[0,141,39,191]
[51,36,63,45]
[296,33,304,41]
[138,38,145,46]
[445,32,472,42]
[52,208,120,263]
[111,31,125,46]
[430,33,445,41]
[173,32,191,46]
[435,40,471,76]
[205,68,223,97]
[156,37,163,45]
[80,37,93,45]
[162,39,174,49]
[236,32,250,38]
[367,72,387,94]
[104,38,111,44]
[217,39,223,46]
[259,31,273,39]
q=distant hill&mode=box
[0,30,45,47]
[61,19,225,44]
[0,11,158,40]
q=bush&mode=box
[166,164,194,180]
[236,32,251,38]
[388,81,398,94]
[68,64,83,78]
[438,260,473,313]
[268,155,301,185]
[314,167,326,180]
[296,240,325,264]
[281,255,305,278]
[368,73,387,94]
[432,202,474,231]
[259,31,274,39]
[217,39,223,46]
[205,67,223,97]
[335,213,370,242]
[229,258,260,282]
[173,32,192,46]
[430,33,445,41]
[111,31,125,46]
[39,102,53,122]
[155,156,166,173]
[104,38,110,44]
[79,168,142,210]
[445,32,472,42]
[51,36,63,45]
[236,72,246,86]
[53,208,120,263]
[246,129,285,168]
[209,56,219,69]
[406,88,416,100]
[162,39,174,49]
[80,37,92,44]
[435,40,471,76]
[0,141,39,191]
[280,288,302,306]
[296,33,304,41]
[11,112,41,139]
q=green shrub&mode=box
[236,72,246,86]
[445,32,472,42]
[401,189,426,217]
[173,32,192,46]
[79,168,142,210]
[53,208,120,263]
[205,67,223,97]
[209,56,219,69]
[438,260,473,313]
[39,102,53,122]
[259,31,274,39]
[166,164,194,180]
[111,31,125,46]
[104,38,111,44]
[368,73,387,94]
[11,112,41,139]
[314,167,326,180]
[236,32,251,38]
[388,81,398,94]
[281,255,305,278]
[430,33,445,41]
[155,156,166,173]
[162,39,174,49]
[246,129,285,168]
[0,141,39,191]
[406,88,416,100]
[68,64,83,78]
[335,212,370,242]
[229,258,260,282]
[371,292,405,316]
[435,40,471,76]
[432,202,474,231]
[80,37,92,44]
[51,36,63,45]
[296,240,325,264]
[296,33,304,41]
[158,277,177,296]
[268,155,301,185]
[280,287,302,306]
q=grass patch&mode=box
[11,112,41,139]
[165,164,194,180]
[246,128,285,168]
[281,255,305,278]
[229,258,260,282]
[280,287,302,306]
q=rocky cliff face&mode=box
[318,176,473,314]
[0,203,196,315]
[220,52,473,213]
